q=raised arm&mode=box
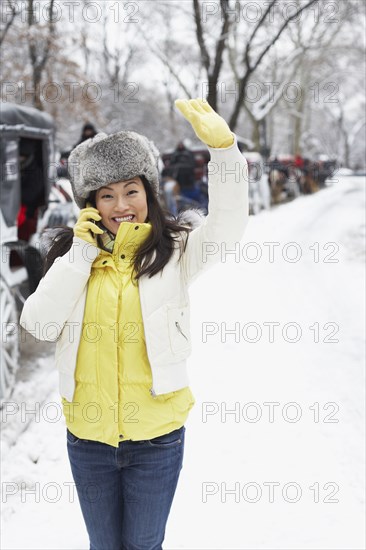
[175,99,249,285]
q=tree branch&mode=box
[251,0,319,75]
[211,0,231,81]
[0,0,20,47]
[229,0,320,129]
[243,0,277,71]
[193,0,210,72]
[139,27,192,98]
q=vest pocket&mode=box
[167,305,191,354]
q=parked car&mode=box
[0,102,57,402]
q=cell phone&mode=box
[91,218,105,231]
[90,218,111,251]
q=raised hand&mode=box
[174,98,234,149]
[73,204,104,246]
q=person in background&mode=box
[161,167,180,216]
[169,139,200,202]
[56,150,71,178]
[74,122,97,147]
[294,153,304,170]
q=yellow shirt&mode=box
[62,221,195,447]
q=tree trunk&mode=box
[229,77,248,131]
[344,132,350,168]
[251,120,261,152]
[207,75,218,112]
[293,71,306,155]
[32,69,43,110]
[26,0,56,110]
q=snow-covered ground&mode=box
[1,175,365,549]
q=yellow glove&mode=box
[73,204,104,245]
[175,98,234,149]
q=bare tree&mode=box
[228,44,304,153]
[287,0,360,155]
[26,0,57,110]
[101,13,134,88]
[323,98,366,167]
[228,0,319,130]
[139,30,192,99]
[0,0,20,46]
[193,0,232,109]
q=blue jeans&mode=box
[66,425,185,550]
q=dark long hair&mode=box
[42,176,190,280]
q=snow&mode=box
[1,175,365,549]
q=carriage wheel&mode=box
[0,278,19,403]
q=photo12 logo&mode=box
[200,240,340,264]
[201,480,340,504]
[199,1,340,24]
[1,81,139,105]
[201,401,340,424]
[1,1,140,24]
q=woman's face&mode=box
[95,177,148,235]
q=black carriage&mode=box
[0,102,55,401]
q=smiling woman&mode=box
[19,99,249,550]
[93,177,149,231]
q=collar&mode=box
[93,221,152,269]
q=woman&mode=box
[20,99,249,550]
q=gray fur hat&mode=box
[68,130,160,209]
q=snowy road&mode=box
[1,175,365,549]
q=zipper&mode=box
[95,270,107,390]
[175,321,188,341]
[138,276,157,398]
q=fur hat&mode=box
[68,130,160,209]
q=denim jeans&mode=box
[66,425,185,550]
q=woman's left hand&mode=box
[175,98,234,149]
